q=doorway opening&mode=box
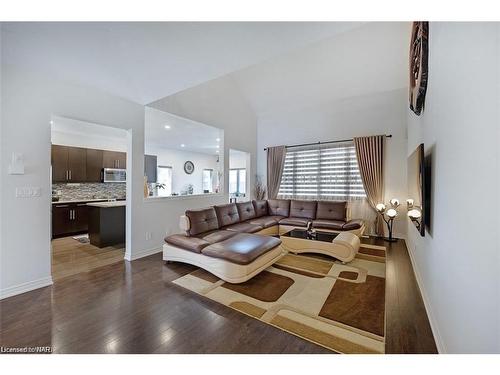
[50,116,128,281]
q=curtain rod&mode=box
[263,134,392,151]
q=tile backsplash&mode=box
[52,183,126,201]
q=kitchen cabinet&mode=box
[51,145,69,182]
[87,202,125,248]
[52,202,90,238]
[103,151,126,169]
[86,149,103,182]
[52,204,72,237]
[51,145,87,182]
[52,146,126,183]
[67,147,87,182]
[73,203,89,233]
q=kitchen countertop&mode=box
[86,201,126,208]
[52,198,126,205]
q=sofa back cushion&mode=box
[252,200,268,217]
[267,199,291,217]
[290,200,317,219]
[214,203,241,227]
[185,207,219,236]
[236,201,257,221]
[316,201,347,221]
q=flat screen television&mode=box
[407,143,426,236]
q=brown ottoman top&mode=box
[201,233,281,265]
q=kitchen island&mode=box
[87,201,126,248]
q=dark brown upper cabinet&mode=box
[67,147,87,182]
[51,145,87,182]
[51,145,69,182]
[52,145,126,183]
[103,151,126,169]
[86,149,103,182]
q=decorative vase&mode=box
[144,176,149,198]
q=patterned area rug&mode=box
[172,244,386,354]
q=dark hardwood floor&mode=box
[0,237,437,354]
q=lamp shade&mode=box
[386,208,397,218]
[376,203,386,213]
[390,198,400,207]
[408,208,422,220]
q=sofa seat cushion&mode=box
[185,207,219,236]
[343,219,363,230]
[225,222,263,233]
[198,230,238,244]
[201,233,282,265]
[165,234,210,253]
[249,215,283,228]
[279,217,310,227]
[312,219,346,230]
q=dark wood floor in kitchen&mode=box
[0,237,437,354]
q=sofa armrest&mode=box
[342,219,364,230]
[179,215,191,234]
[345,204,351,221]
[164,234,209,253]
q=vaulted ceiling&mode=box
[1,22,365,104]
[230,22,410,120]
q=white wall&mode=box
[51,116,127,152]
[149,74,258,203]
[256,88,408,238]
[406,23,500,353]
[229,149,248,169]
[145,145,220,194]
[0,64,144,298]
[1,64,257,298]
[51,131,127,152]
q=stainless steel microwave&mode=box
[103,168,126,183]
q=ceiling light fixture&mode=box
[164,125,171,129]
[216,138,220,142]
[180,144,185,148]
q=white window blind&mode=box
[278,141,366,200]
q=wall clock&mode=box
[409,21,429,116]
[184,161,195,174]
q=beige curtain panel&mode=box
[354,135,386,236]
[266,145,287,199]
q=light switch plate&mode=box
[16,187,42,198]
[8,153,25,175]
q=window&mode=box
[157,166,172,197]
[229,168,246,196]
[278,142,365,200]
[202,169,213,193]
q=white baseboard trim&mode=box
[0,276,53,300]
[405,242,446,353]
[124,246,162,261]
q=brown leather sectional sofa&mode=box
[163,199,365,283]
